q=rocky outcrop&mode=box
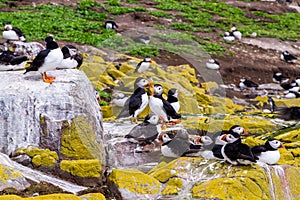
[0,69,103,158]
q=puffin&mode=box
[134,35,151,44]
[159,130,201,158]
[111,91,129,107]
[239,78,259,90]
[104,21,118,31]
[135,57,152,73]
[58,45,83,69]
[2,23,26,42]
[279,106,300,120]
[167,88,180,113]
[206,59,220,70]
[149,84,181,123]
[116,77,151,123]
[280,80,298,90]
[211,125,248,160]
[125,114,161,145]
[284,90,300,99]
[0,50,28,65]
[230,26,242,40]
[223,31,235,41]
[194,135,216,159]
[221,132,256,165]
[24,36,63,84]
[280,51,297,63]
[268,96,276,113]
[272,72,289,84]
[251,138,283,165]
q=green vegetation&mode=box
[0,0,299,56]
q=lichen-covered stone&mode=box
[60,159,102,178]
[60,116,103,161]
[109,169,161,199]
[0,193,106,199]
[162,177,182,195]
[0,164,30,192]
[101,105,113,118]
[0,195,22,200]
[16,147,58,167]
[79,193,106,200]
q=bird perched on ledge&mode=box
[24,36,63,84]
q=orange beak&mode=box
[221,134,227,141]
[157,134,164,142]
[242,129,248,136]
[194,137,201,144]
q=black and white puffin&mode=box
[221,132,256,165]
[159,130,201,158]
[167,88,180,113]
[272,72,289,84]
[268,96,276,113]
[116,77,151,123]
[0,50,28,65]
[149,84,181,123]
[58,45,83,69]
[280,80,298,90]
[194,135,216,159]
[279,106,300,120]
[3,23,26,42]
[135,57,152,73]
[125,114,161,145]
[134,35,151,44]
[24,36,63,83]
[211,125,247,160]
[206,59,220,70]
[280,51,297,63]
[284,90,300,99]
[239,78,259,90]
[251,138,283,165]
[223,31,235,41]
[104,21,118,31]
[230,26,242,40]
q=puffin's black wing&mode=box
[24,49,50,73]
[128,88,145,116]
[164,138,191,156]
[61,46,71,59]
[245,79,258,87]
[12,27,25,38]
[126,123,158,143]
[238,144,256,162]
[286,54,297,60]
[161,98,181,119]
[212,144,224,159]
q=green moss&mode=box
[109,169,161,195]
[60,116,103,162]
[17,147,58,167]
[60,159,102,178]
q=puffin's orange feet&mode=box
[167,119,181,126]
[43,76,56,84]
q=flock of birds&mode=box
[1,23,83,83]
[125,113,284,165]
[0,21,295,167]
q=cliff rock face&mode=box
[0,69,103,161]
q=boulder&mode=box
[0,69,104,163]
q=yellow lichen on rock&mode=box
[0,195,22,200]
[16,147,58,167]
[162,177,182,195]
[109,169,161,195]
[201,82,219,93]
[79,193,106,200]
[0,165,23,183]
[60,159,101,177]
[60,116,103,162]
[101,105,113,118]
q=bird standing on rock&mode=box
[272,72,289,84]
[149,84,181,124]
[280,51,297,63]
[116,77,152,123]
[125,114,161,145]
[24,36,63,84]
[206,59,220,70]
[221,132,256,165]
[239,78,258,90]
[230,26,242,40]
[3,23,26,42]
[58,45,83,69]
[251,138,283,165]
[135,57,152,73]
[167,88,180,113]
[104,21,118,31]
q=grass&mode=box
[0,0,299,55]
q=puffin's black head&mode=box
[229,125,247,136]
[61,46,70,59]
[45,36,54,43]
[168,88,177,96]
[266,138,283,150]
[134,77,150,90]
[3,23,12,31]
[143,114,160,125]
